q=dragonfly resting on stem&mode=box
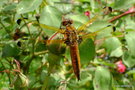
[37,14,112,80]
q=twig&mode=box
[21,15,32,39]
[20,20,34,30]
[0,21,11,37]
[109,11,135,23]
[0,60,11,85]
[14,59,21,71]
[23,55,34,74]
[20,15,36,74]
[34,50,48,56]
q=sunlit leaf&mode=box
[114,0,135,9]
[103,37,123,57]
[79,38,95,64]
[1,0,135,89]
[3,3,16,11]
[125,32,135,56]
[17,0,42,14]
[54,2,73,14]
[39,6,62,35]
[93,66,112,90]
[123,51,135,67]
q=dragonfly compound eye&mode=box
[68,20,73,24]
[62,20,73,26]
[62,20,68,26]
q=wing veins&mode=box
[40,23,60,31]
[82,25,112,39]
[77,15,99,32]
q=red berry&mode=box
[84,11,90,18]
[115,60,126,73]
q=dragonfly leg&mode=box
[64,40,71,46]
[77,36,83,44]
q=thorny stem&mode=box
[21,14,36,74]
[0,21,11,37]
[21,15,32,39]
[20,20,34,30]
[23,55,34,74]
[0,60,11,85]
[22,18,46,74]
[109,11,135,23]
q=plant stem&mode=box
[109,11,135,23]
[0,21,11,37]
[34,50,48,56]
[21,15,32,39]
[21,15,36,74]
[20,20,34,30]
[23,55,34,74]
[0,59,11,85]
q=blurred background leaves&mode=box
[0,0,135,90]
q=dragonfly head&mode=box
[62,19,73,26]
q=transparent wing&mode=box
[39,23,61,32]
[32,20,61,32]
[81,25,112,39]
[77,15,99,32]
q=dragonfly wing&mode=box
[82,25,112,39]
[77,15,99,33]
[32,20,61,32]
[39,23,61,32]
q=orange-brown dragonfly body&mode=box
[39,15,99,80]
[62,20,81,80]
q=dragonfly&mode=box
[36,14,112,80]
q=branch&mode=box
[0,21,11,37]
[109,11,135,23]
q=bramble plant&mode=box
[0,0,135,90]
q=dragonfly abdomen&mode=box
[70,43,81,80]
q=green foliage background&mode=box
[0,0,135,90]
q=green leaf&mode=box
[2,44,20,57]
[14,73,29,89]
[42,75,56,90]
[88,21,112,39]
[40,70,48,83]
[126,70,135,75]
[79,38,95,64]
[0,0,8,6]
[103,37,123,57]
[125,17,135,30]
[3,3,16,11]
[18,73,29,87]
[17,0,42,14]
[123,51,135,67]
[88,21,110,32]
[46,52,63,74]
[39,6,62,35]
[54,2,73,14]
[79,0,90,2]
[93,66,112,90]
[35,42,47,52]
[47,52,63,67]
[114,0,135,9]
[69,14,89,24]
[67,14,90,29]
[47,37,66,55]
[125,32,135,56]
